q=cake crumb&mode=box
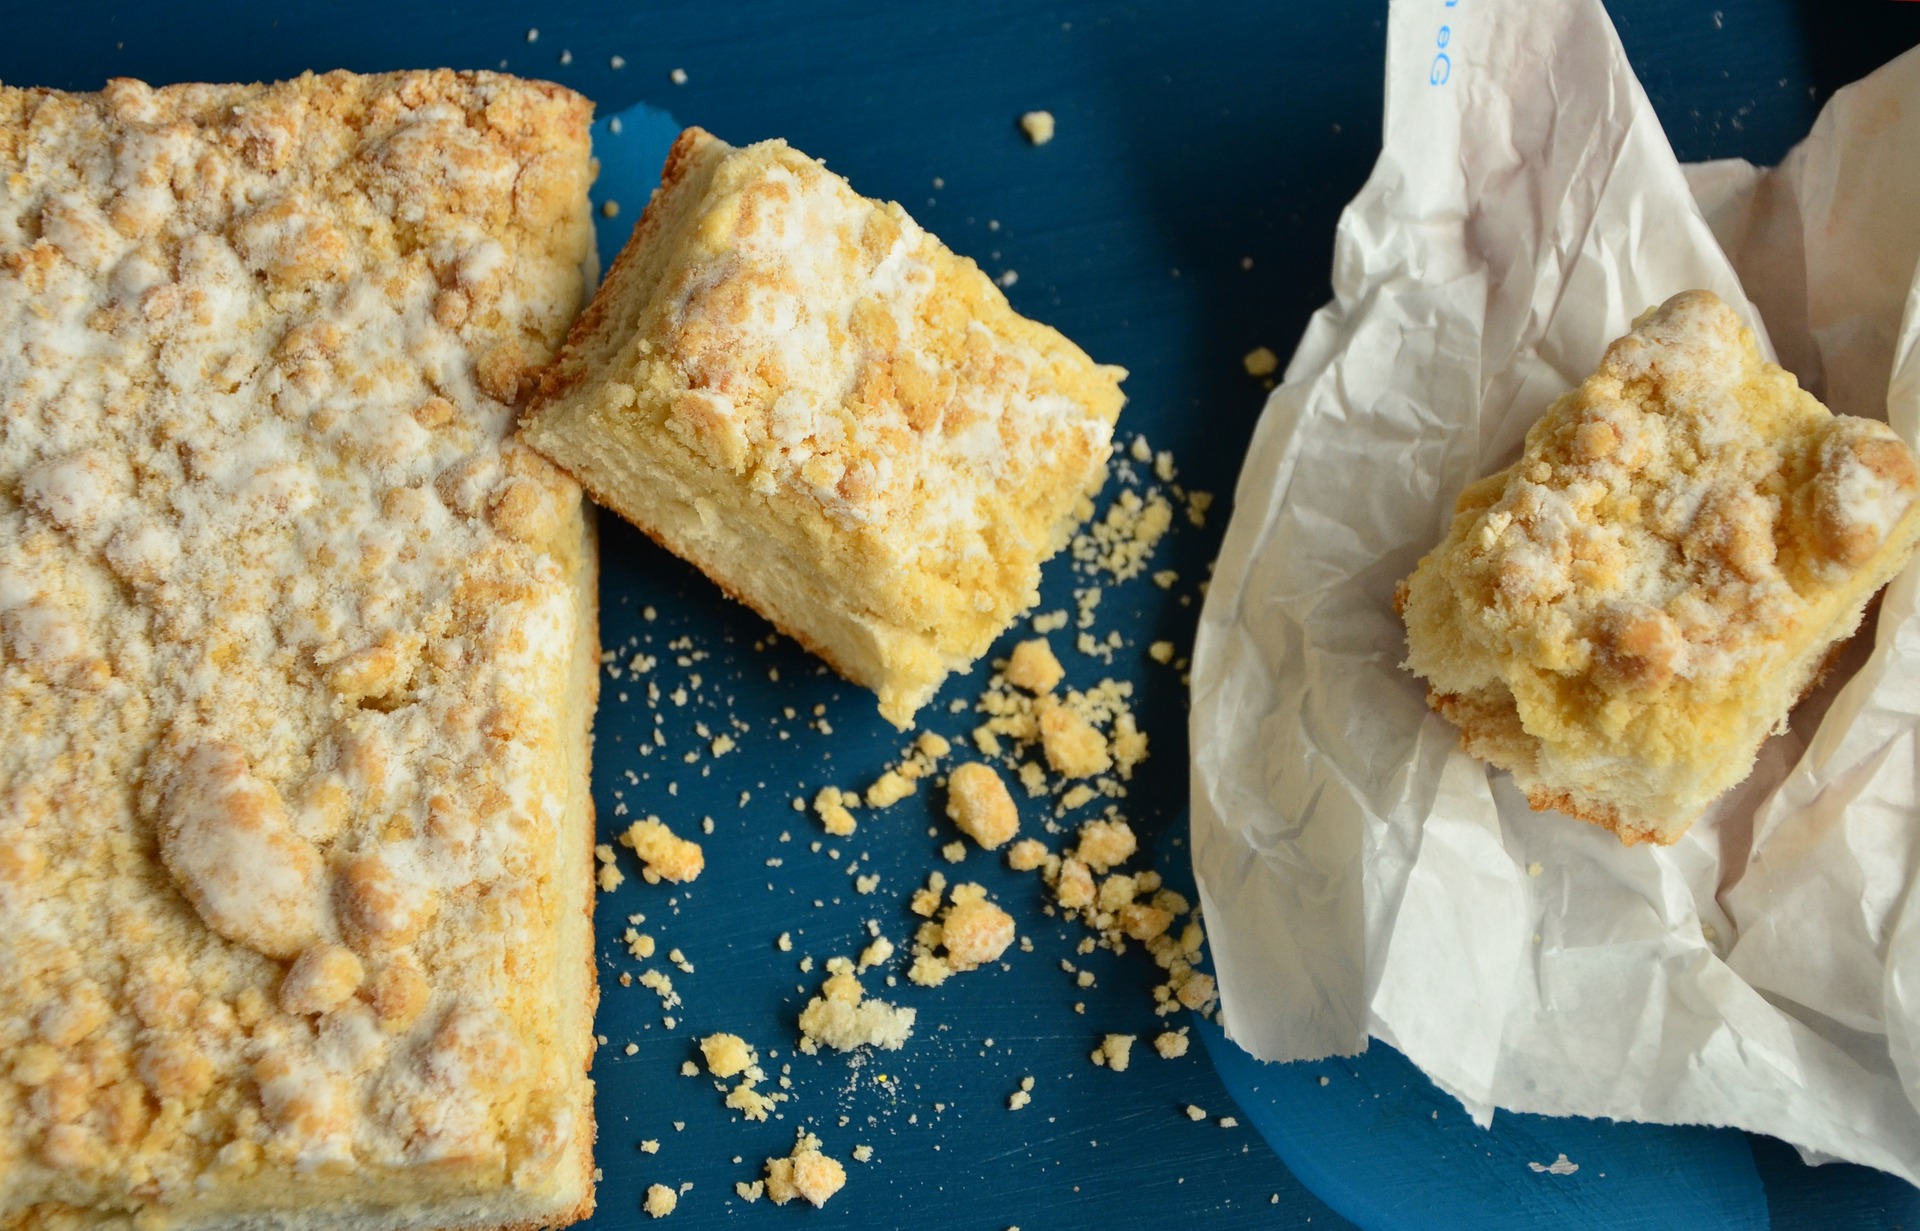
[1074,818,1137,873]
[814,786,859,836]
[670,67,688,84]
[764,1131,847,1207]
[1243,346,1279,377]
[865,769,915,808]
[1148,641,1175,664]
[700,1033,755,1079]
[798,970,916,1052]
[1007,838,1052,873]
[641,1139,660,1154]
[644,1184,677,1218]
[620,818,705,883]
[734,1180,763,1202]
[1019,110,1057,145]
[1032,609,1070,634]
[1037,699,1111,778]
[947,762,1020,849]
[909,871,948,918]
[1185,1105,1207,1122]
[1153,1028,1190,1059]
[1092,1034,1135,1072]
[851,1144,874,1163]
[1005,638,1065,694]
[910,883,1015,987]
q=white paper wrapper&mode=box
[1189,0,1920,1182]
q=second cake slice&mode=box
[522,128,1125,727]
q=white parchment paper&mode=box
[1189,0,1920,1181]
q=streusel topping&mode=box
[0,70,593,1213]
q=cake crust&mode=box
[1400,291,1920,844]
[0,71,600,1230]
[523,127,1126,727]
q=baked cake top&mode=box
[0,71,594,1215]
[1408,290,1920,747]
[541,129,1126,596]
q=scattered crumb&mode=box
[851,1144,874,1163]
[641,1139,660,1154]
[764,1131,846,1207]
[1148,641,1175,664]
[941,841,967,863]
[1220,1116,1239,1128]
[734,1180,763,1203]
[1032,609,1070,634]
[908,883,1016,987]
[643,1184,676,1218]
[1529,1154,1580,1176]
[602,199,620,219]
[1007,838,1052,873]
[620,818,705,883]
[1243,346,1279,377]
[1019,110,1057,145]
[1185,1105,1207,1122]
[1037,699,1111,778]
[670,67,688,84]
[1005,638,1066,694]
[947,762,1020,849]
[1153,1028,1191,1059]
[814,786,859,836]
[1075,818,1137,873]
[1091,1034,1135,1072]
[700,1033,755,1079]
[798,968,916,1052]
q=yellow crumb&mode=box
[764,1132,847,1207]
[1092,1034,1135,1072]
[814,785,859,836]
[865,769,916,808]
[1019,110,1056,145]
[1038,698,1112,778]
[700,1033,756,1079]
[1074,818,1137,872]
[1007,838,1051,872]
[643,1183,676,1218]
[620,817,705,883]
[1243,346,1278,377]
[946,762,1020,849]
[1005,638,1066,694]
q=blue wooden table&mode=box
[9,3,1920,1228]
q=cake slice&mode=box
[521,127,1126,728]
[0,71,600,1230]
[1398,291,1920,845]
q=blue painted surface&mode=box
[8,2,1920,1228]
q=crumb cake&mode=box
[0,72,600,1229]
[1399,291,1920,845]
[520,127,1126,728]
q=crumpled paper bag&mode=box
[1189,0,1920,1182]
